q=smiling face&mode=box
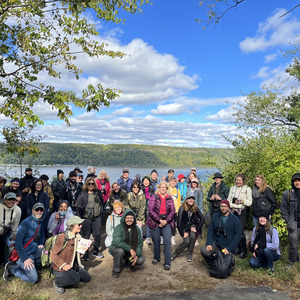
[220,204,230,215]
[32,207,44,219]
[214,177,222,184]
[112,183,120,193]
[59,202,68,213]
[294,179,300,189]
[11,181,20,190]
[100,171,106,180]
[143,178,150,187]
[35,181,43,192]
[151,172,157,181]
[186,197,195,206]
[259,216,267,226]
[132,184,139,194]
[170,179,177,188]
[235,176,244,187]
[123,172,129,180]
[158,183,168,195]
[255,177,262,187]
[114,206,123,215]
[4,198,16,208]
[125,215,135,226]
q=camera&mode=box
[232,197,238,204]
[87,207,94,218]
[159,214,167,220]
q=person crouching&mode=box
[109,209,145,278]
[50,216,91,294]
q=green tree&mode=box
[0,0,148,126]
[1,124,44,177]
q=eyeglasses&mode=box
[88,183,95,186]
[132,186,139,189]
[35,208,44,212]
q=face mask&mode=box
[59,211,67,216]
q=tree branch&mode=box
[279,3,300,18]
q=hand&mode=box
[38,245,44,249]
[223,248,229,255]
[184,232,189,238]
[210,195,215,200]
[63,264,71,271]
[131,256,138,266]
[215,195,221,200]
[130,249,136,259]
[254,244,258,251]
[160,220,167,226]
[206,245,212,252]
[162,175,166,181]
[190,227,197,232]
[55,212,60,222]
[253,252,257,258]
[137,221,143,228]
[24,258,35,270]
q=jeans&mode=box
[150,224,171,266]
[81,215,102,249]
[10,247,42,284]
[110,246,145,273]
[53,267,91,287]
[146,225,151,239]
[249,248,280,270]
[174,231,196,255]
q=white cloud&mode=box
[264,51,280,63]
[206,106,236,123]
[240,9,300,53]
[251,66,271,79]
[151,103,185,115]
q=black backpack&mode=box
[209,249,235,279]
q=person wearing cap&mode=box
[0,192,21,265]
[228,174,252,259]
[20,167,36,201]
[206,172,230,218]
[95,170,111,205]
[59,171,82,214]
[40,174,55,212]
[249,211,280,275]
[110,209,145,278]
[51,216,91,294]
[171,195,204,262]
[76,177,104,260]
[201,200,241,268]
[117,168,133,193]
[252,175,276,227]
[105,201,125,248]
[150,169,160,191]
[48,200,74,236]
[76,173,84,187]
[3,202,45,283]
[74,167,83,175]
[177,174,187,202]
[281,173,300,268]
[186,168,200,187]
[51,169,65,213]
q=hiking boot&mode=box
[82,250,89,261]
[53,279,65,294]
[3,262,13,282]
[93,251,104,259]
[112,271,120,278]
[171,236,176,246]
[146,238,152,246]
[152,259,159,265]
[267,268,274,276]
[171,253,177,261]
[164,264,171,271]
[187,253,192,262]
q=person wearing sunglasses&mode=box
[3,202,45,283]
[50,215,91,294]
[76,178,103,260]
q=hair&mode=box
[170,177,177,183]
[31,179,43,193]
[182,199,198,213]
[156,181,169,195]
[142,176,150,185]
[189,173,196,179]
[124,215,138,251]
[67,224,75,231]
[87,166,95,174]
[110,182,120,197]
[83,177,97,192]
[254,175,268,193]
[130,180,141,193]
[96,170,110,182]
[255,217,271,234]
[235,174,246,184]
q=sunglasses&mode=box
[35,208,44,212]
[132,186,139,189]
[88,183,95,186]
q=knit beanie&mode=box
[220,200,230,208]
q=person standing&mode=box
[150,169,160,191]
[51,169,65,213]
[40,175,55,212]
[177,174,187,202]
[95,170,111,205]
[281,173,300,268]
[20,167,36,201]
[117,168,133,193]
[186,178,203,214]
[227,174,252,259]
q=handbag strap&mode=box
[24,223,40,249]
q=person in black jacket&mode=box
[76,177,103,260]
[252,175,277,227]
[20,168,36,201]
[51,169,65,213]
[171,195,204,262]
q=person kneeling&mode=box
[171,195,204,262]
[51,216,91,294]
[109,209,145,278]
[249,211,281,275]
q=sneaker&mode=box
[152,259,159,265]
[112,271,120,278]
[3,262,13,282]
[160,236,163,245]
[187,253,192,262]
[171,236,176,246]
[146,238,152,246]
[164,264,171,271]
[53,279,65,294]
[171,253,177,261]
[195,240,199,247]
[82,251,89,261]
[93,251,104,259]
[267,268,274,276]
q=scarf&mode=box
[254,224,267,249]
[252,185,261,199]
[53,215,66,235]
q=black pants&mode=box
[81,215,102,249]
[174,231,196,255]
[53,268,91,287]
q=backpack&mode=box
[41,232,68,267]
[209,249,235,279]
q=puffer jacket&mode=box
[252,186,277,217]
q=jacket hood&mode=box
[120,209,137,224]
[291,173,300,190]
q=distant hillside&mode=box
[0,143,233,167]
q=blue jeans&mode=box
[10,248,42,284]
[252,215,259,228]
[249,248,280,270]
[146,225,151,239]
[150,224,171,266]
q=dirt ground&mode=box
[31,231,291,300]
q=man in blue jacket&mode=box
[3,202,45,283]
[117,168,133,193]
[201,200,241,265]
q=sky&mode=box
[4,0,300,148]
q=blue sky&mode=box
[17,0,300,147]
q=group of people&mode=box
[0,166,299,294]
